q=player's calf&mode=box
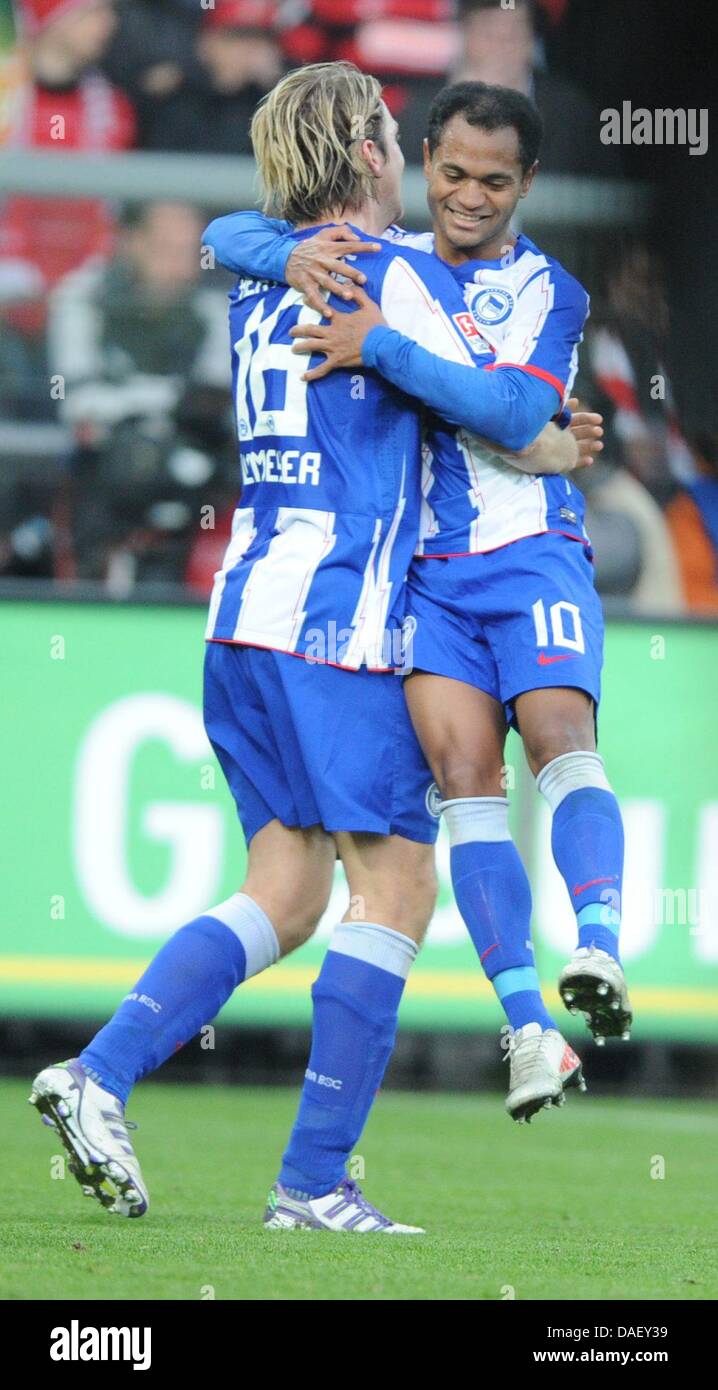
[532,746,630,1038]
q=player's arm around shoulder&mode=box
[202,210,295,279]
[201,212,384,313]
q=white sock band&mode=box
[536,751,612,814]
[208,892,279,979]
[440,797,511,846]
[329,922,418,980]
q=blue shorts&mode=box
[406,533,604,729]
[203,641,438,846]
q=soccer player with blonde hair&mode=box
[32,63,592,1234]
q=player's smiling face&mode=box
[424,115,537,265]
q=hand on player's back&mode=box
[486,397,604,476]
[289,285,386,381]
[286,224,381,315]
[566,398,604,469]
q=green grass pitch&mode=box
[3,1079,717,1301]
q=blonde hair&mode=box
[251,62,387,224]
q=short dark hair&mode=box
[426,81,543,172]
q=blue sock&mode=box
[79,893,278,1105]
[537,752,624,963]
[279,923,416,1198]
[443,798,556,1033]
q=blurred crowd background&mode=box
[0,0,716,615]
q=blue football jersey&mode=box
[205,228,476,670]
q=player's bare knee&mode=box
[243,879,331,957]
[387,860,438,939]
[524,723,594,777]
[276,917,318,957]
[274,896,327,956]
[437,754,505,800]
[349,860,436,940]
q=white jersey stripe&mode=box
[342,517,384,669]
[205,508,257,638]
[365,459,408,667]
[232,507,336,650]
[507,271,554,367]
[343,460,408,668]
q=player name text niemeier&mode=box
[241,448,322,487]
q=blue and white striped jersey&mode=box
[383,228,591,556]
[205,228,475,670]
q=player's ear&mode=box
[520,160,539,198]
[361,137,384,176]
[422,138,431,179]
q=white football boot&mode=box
[29,1058,149,1217]
[505,1022,586,1123]
[264,1178,425,1234]
[559,947,633,1044]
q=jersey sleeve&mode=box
[489,265,589,406]
[366,254,559,451]
[202,210,295,281]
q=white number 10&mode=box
[532,598,585,653]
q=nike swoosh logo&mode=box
[537,651,580,665]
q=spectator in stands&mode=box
[46,200,234,589]
[665,435,718,616]
[194,0,283,153]
[0,0,134,334]
[184,499,235,598]
[312,0,460,165]
[535,0,571,24]
[99,0,198,136]
[0,290,50,418]
[569,365,685,614]
[104,0,283,155]
[577,452,685,615]
[452,0,620,174]
[231,2,462,163]
[587,243,695,505]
